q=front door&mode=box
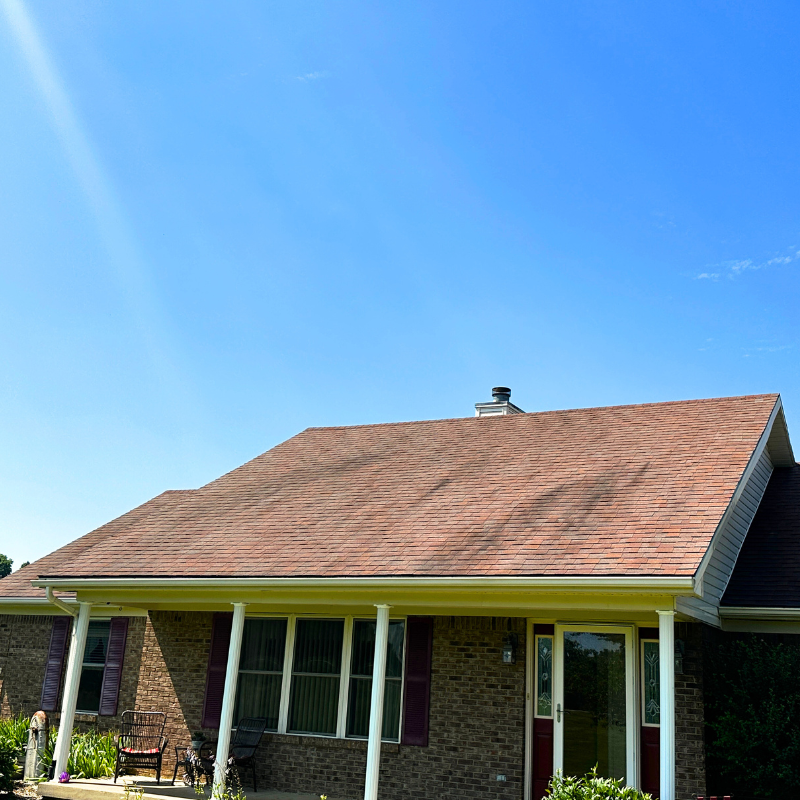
[553,625,636,786]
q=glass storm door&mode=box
[553,625,636,786]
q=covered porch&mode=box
[37,576,691,800]
[38,777,350,800]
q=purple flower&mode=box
[58,772,70,783]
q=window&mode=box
[641,639,660,726]
[346,619,405,741]
[228,615,406,742]
[234,618,287,730]
[76,620,110,714]
[534,634,553,718]
[288,619,345,736]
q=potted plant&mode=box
[190,732,206,751]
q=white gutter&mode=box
[46,586,78,617]
[31,574,697,593]
[720,606,800,620]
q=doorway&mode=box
[531,624,636,799]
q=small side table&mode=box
[171,745,214,787]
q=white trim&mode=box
[693,396,782,594]
[31,575,696,591]
[553,623,637,788]
[639,638,660,728]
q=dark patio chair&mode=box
[114,711,169,784]
[198,717,267,792]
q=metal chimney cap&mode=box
[491,387,511,402]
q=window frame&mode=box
[533,633,554,720]
[238,613,407,742]
[75,618,112,715]
[640,638,660,728]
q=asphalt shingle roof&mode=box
[0,393,779,595]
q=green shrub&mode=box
[705,634,800,800]
[0,744,16,795]
[0,715,28,755]
[546,768,652,800]
[40,728,117,779]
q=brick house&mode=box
[0,390,797,800]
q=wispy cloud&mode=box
[694,247,800,280]
[295,70,329,82]
[1,0,194,415]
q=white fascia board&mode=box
[692,396,782,595]
[31,575,696,593]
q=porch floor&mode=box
[37,778,352,800]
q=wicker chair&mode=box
[114,711,169,783]
[198,717,267,791]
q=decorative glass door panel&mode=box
[553,625,635,786]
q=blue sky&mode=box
[1,1,798,566]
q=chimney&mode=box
[475,386,524,417]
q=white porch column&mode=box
[657,610,676,800]
[364,604,391,800]
[213,602,247,792]
[53,602,91,779]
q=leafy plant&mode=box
[0,555,11,579]
[0,715,29,755]
[546,767,652,799]
[0,744,16,795]
[40,728,117,779]
[705,633,800,800]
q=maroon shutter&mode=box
[98,617,129,716]
[401,616,433,746]
[202,612,233,729]
[41,617,71,711]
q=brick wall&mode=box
[0,614,54,718]
[134,610,217,773]
[675,622,705,800]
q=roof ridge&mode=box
[302,393,780,432]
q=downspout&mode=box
[45,586,77,617]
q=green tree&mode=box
[0,554,11,578]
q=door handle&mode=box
[556,704,569,722]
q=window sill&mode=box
[263,733,400,754]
